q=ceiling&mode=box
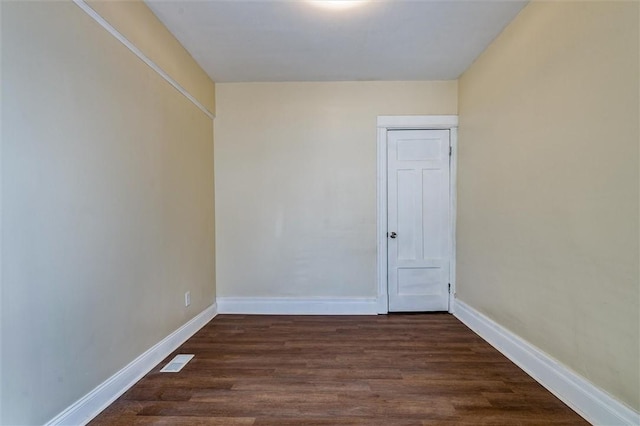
[145,0,528,83]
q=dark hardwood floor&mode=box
[90,314,588,425]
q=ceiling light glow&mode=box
[308,0,368,11]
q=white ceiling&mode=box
[145,0,528,83]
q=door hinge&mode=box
[448,283,451,293]
[449,146,452,156]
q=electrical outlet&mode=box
[184,291,191,307]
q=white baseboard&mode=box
[217,297,378,315]
[453,299,639,426]
[45,303,218,426]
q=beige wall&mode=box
[86,0,215,115]
[215,81,457,298]
[1,2,215,424]
[457,1,639,411]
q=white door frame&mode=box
[376,115,458,314]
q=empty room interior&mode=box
[1,0,638,425]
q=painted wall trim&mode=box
[377,115,458,129]
[217,297,378,315]
[454,299,640,426]
[377,115,458,314]
[72,0,215,120]
[45,303,218,426]
[376,125,390,314]
[448,127,458,314]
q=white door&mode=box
[387,129,450,312]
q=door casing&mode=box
[376,115,458,314]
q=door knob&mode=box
[389,232,397,239]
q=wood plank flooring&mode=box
[90,314,588,425]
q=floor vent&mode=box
[160,354,194,373]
